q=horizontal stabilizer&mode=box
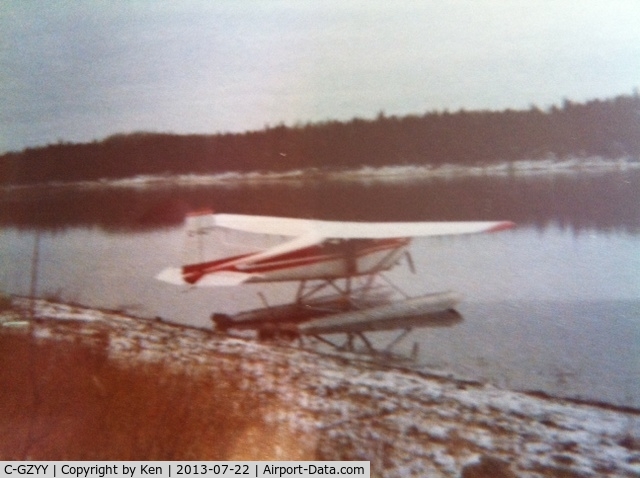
[155,267,185,285]
[195,271,261,286]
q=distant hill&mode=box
[2,94,639,186]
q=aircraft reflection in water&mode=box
[157,211,514,354]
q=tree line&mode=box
[1,93,639,185]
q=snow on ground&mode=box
[3,298,640,477]
[2,157,638,191]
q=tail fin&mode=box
[154,209,218,285]
[155,209,264,287]
[183,209,217,266]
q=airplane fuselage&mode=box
[183,237,410,284]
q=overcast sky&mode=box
[1,1,639,153]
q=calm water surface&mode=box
[1,171,639,407]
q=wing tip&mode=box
[487,221,516,233]
[186,208,215,217]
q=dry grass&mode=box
[0,334,296,460]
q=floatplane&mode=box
[156,211,514,355]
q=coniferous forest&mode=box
[1,94,639,186]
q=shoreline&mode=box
[2,298,639,475]
[2,156,639,192]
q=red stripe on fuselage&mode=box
[182,238,410,283]
[182,252,253,284]
[232,238,409,275]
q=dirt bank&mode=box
[1,299,639,477]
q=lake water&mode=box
[1,169,639,407]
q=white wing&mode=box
[212,213,514,239]
[315,219,514,238]
[214,214,314,237]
